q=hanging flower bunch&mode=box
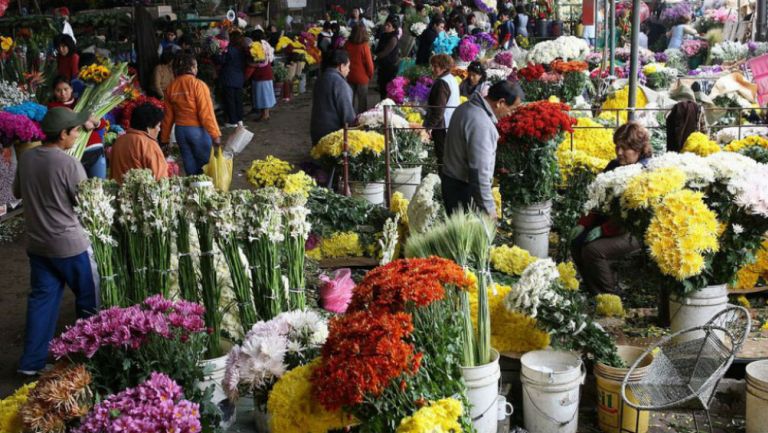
[0,111,44,146]
[396,398,463,433]
[267,360,356,433]
[20,364,93,433]
[3,101,47,122]
[78,63,111,84]
[74,373,201,433]
[645,190,720,280]
[458,36,480,62]
[119,95,164,129]
[682,132,721,156]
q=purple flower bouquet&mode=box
[681,39,708,57]
[407,76,434,105]
[0,111,45,147]
[75,372,202,433]
[458,36,481,62]
[661,3,693,27]
[387,76,410,104]
[473,32,497,51]
[494,51,514,68]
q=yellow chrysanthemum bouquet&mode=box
[585,150,768,297]
[312,129,386,185]
[682,132,721,156]
[724,135,768,163]
[246,156,316,197]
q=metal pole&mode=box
[603,0,610,54]
[758,0,768,41]
[627,0,642,121]
[383,105,392,208]
[594,0,600,46]
[609,0,616,75]
[342,125,351,196]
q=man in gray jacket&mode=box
[310,50,357,145]
[441,81,523,217]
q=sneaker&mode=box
[222,123,238,129]
[17,364,53,376]
[237,121,244,127]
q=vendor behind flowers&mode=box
[571,122,653,295]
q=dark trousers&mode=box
[571,232,641,295]
[20,250,98,370]
[350,83,369,113]
[441,174,473,216]
[432,129,447,167]
[222,86,244,124]
[377,63,398,100]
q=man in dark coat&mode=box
[415,15,446,65]
[310,50,356,145]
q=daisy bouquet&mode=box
[223,309,328,409]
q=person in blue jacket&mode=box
[217,31,247,128]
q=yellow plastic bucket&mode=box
[595,346,653,433]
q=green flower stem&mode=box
[218,236,258,333]
[197,222,222,358]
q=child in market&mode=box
[48,76,108,178]
[54,33,79,81]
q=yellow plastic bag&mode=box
[203,147,233,192]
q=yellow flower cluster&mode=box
[0,383,36,433]
[247,156,293,188]
[733,238,768,290]
[400,107,424,125]
[390,192,410,226]
[396,398,463,433]
[0,36,13,52]
[250,41,265,61]
[595,294,625,317]
[490,245,537,276]
[642,63,665,75]
[736,295,751,309]
[466,274,550,353]
[311,130,386,159]
[557,117,615,183]
[557,262,580,290]
[645,190,720,280]
[283,172,316,198]
[682,132,721,156]
[492,187,502,219]
[268,360,355,433]
[723,135,768,152]
[78,64,111,83]
[621,167,687,210]
[600,87,648,124]
[307,232,365,260]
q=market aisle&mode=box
[0,90,318,397]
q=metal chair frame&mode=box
[617,305,751,433]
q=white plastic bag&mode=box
[224,126,254,154]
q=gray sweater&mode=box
[310,68,356,145]
[442,93,498,216]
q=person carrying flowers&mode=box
[48,76,107,179]
[249,28,277,121]
[442,81,523,217]
[424,54,460,166]
[160,53,222,175]
[13,107,99,376]
[571,122,652,295]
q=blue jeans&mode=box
[82,147,107,179]
[20,250,99,371]
[175,126,213,175]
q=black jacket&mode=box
[416,27,439,65]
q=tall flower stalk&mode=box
[75,178,121,307]
[241,188,285,320]
[219,190,258,333]
[139,177,179,297]
[175,179,198,303]
[282,193,311,310]
[117,170,153,303]
[185,176,222,357]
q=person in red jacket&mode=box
[344,23,374,113]
[571,122,653,295]
[48,76,106,178]
[54,34,79,81]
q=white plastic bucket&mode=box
[198,354,228,404]
[746,360,768,433]
[669,284,728,342]
[521,350,585,433]
[392,166,422,200]
[461,349,502,433]
[351,181,385,205]
[511,201,553,258]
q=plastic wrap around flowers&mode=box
[432,31,460,56]
[319,268,355,313]
[0,111,45,146]
[3,101,47,122]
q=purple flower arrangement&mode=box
[0,111,45,147]
[474,0,495,14]
[407,76,434,105]
[50,295,206,359]
[661,3,693,27]
[458,36,481,62]
[681,39,708,57]
[74,372,201,433]
[688,65,724,76]
[654,52,668,63]
[473,32,497,51]
[387,76,410,104]
[494,51,514,68]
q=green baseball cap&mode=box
[40,107,92,136]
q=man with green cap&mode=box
[13,107,99,376]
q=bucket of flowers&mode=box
[681,39,709,70]
[496,101,576,257]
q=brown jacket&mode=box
[152,64,174,99]
[161,74,221,144]
[110,129,169,184]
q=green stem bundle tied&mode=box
[282,193,311,310]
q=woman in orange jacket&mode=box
[160,53,222,175]
[344,23,374,113]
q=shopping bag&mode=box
[224,125,254,154]
[203,147,233,192]
[319,268,355,313]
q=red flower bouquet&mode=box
[517,63,545,82]
[496,101,576,206]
